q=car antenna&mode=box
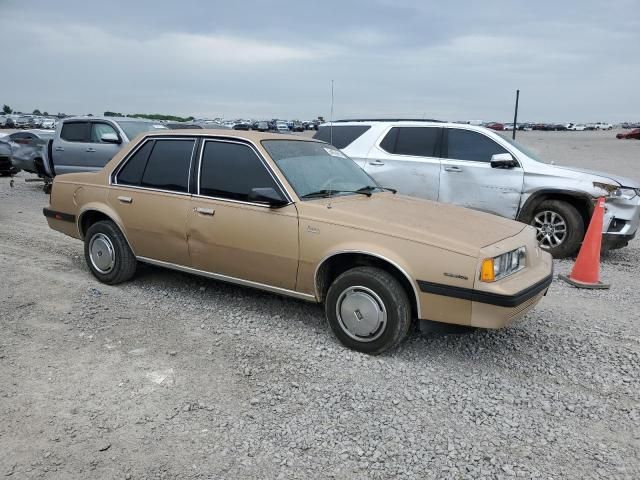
[330,79,334,146]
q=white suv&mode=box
[314,120,640,258]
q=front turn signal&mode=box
[480,258,495,282]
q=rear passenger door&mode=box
[362,126,442,201]
[438,128,524,218]
[88,121,123,168]
[54,121,91,174]
[109,137,196,266]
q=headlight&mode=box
[610,188,637,200]
[480,247,526,282]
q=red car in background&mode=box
[616,128,640,139]
[485,122,504,131]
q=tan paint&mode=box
[45,130,553,329]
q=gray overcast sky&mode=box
[1,0,638,122]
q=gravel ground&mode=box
[0,130,639,479]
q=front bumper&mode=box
[602,195,640,240]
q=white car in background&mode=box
[566,123,586,131]
[595,122,613,130]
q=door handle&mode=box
[117,196,132,204]
[55,147,64,151]
[368,160,385,166]
[86,148,96,153]
[194,207,215,216]
[444,166,463,173]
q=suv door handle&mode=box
[55,146,64,151]
[195,207,215,216]
[444,166,463,173]
[369,160,385,166]
[117,196,132,204]
[86,147,96,153]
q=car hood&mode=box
[298,193,527,256]
[550,165,639,188]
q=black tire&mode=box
[84,220,137,284]
[325,266,412,354]
[529,200,584,258]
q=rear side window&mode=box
[140,139,194,192]
[313,125,370,149]
[60,122,89,142]
[380,127,440,156]
[199,141,279,202]
[117,140,154,185]
[446,129,508,162]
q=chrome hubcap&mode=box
[336,286,387,342]
[89,233,115,274]
[533,210,567,249]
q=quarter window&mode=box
[199,141,280,202]
[380,127,440,156]
[446,129,508,162]
[91,122,119,143]
[140,139,194,193]
[60,122,89,142]
[117,140,154,186]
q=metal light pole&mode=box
[513,89,520,140]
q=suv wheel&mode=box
[84,220,137,284]
[325,266,412,354]
[530,200,584,258]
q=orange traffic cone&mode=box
[559,197,610,289]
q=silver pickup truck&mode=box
[315,120,640,258]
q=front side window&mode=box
[379,127,440,156]
[199,141,280,202]
[140,139,194,192]
[263,140,380,199]
[446,129,508,162]
[60,122,89,142]
[91,122,119,143]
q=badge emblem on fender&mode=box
[307,225,320,234]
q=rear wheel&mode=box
[530,200,584,258]
[325,266,412,354]
[84,220,137,284]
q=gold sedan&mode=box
[44,131,553,354]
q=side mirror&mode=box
[101,133,121,144]
[490,153,518,169]
[248,187,288,208]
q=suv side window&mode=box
[90,122,119,143]
[380,127,440,156]
[199,141,280,202]
[446,129,508,162]
[313,125,371,149]
[140,139,194,193]
[117,140,154,186]
[60,122,90,142]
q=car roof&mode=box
[62,116,163,123]
[141,130,317,142]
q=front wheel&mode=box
[530,200,584,258]
[84,220,137,284]
[325,266,412,354]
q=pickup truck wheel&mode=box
[325,266,411,355]
[530,200,584,258]
[84,220,136,284]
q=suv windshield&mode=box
[115,120,167,141]
[499,134,546,163]
[262,140,381,199]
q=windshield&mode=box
[262,140,381,199]
[499,134,547,163]
[116,120,168,140]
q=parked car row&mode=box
[0,114,58,130]
[484,122,615,132]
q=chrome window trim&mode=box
[137,256,316,302]
[196,138,293,204]
[111,136,197,193]
[313,249,422,318]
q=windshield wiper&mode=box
[357,185,397,194]
[301,188,373,199]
